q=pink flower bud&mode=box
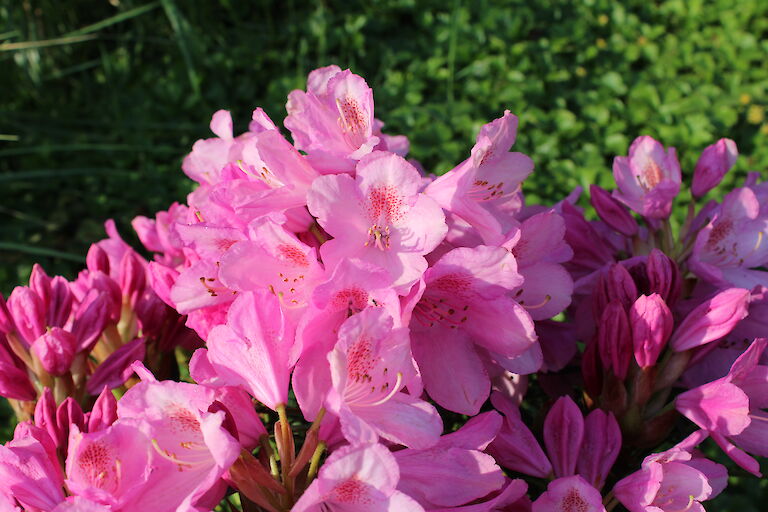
[46,276,73,328]
[119,251,146,307]
[670,288,751,352]
[29,264,52,305]
[71,290,110,352]
[593,264,638,319]
[8,286,46,345]
[589,185,638,237]
[577,409,621,490]
[87,386,118,433]
[55,397,85,451]
[598,301,632,379]
[630,294,673,368]
[692,138,738,198]
[0,293,14,333]
[86,337,146,395]
[646,249,681,306]
[34,387,59,444]
[31,328,76,376]
[85,244,110,274]
[543,395,584,478]
[0,342,35,401]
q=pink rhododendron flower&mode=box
[285,65,380,173]
[532,475,605,512]
[407,245,536,415]
[292,443,424,512]
[692,138,738,198]
[612,135,681,219]
[425,110,534,244]
[327,307,442,449]
[689,186,768,288]
[308,150,447,291]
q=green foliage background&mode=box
[1,0,767,508]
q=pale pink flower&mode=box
[293,443,424,512]
[532,475,605,512]
[425,111,534,244]
[327,308,442,449]
[307,151,447,291]
[612,136,681,219]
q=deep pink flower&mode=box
[543,396,584,479]
[669,288,750,352]
[692,138,738,198]
[630,293,673,368]
[612,136,681,219]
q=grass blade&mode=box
[65,2,161,37]
[0,242,85,263]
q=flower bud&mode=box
[692,138,738,198]
[88,386,118,433]
[598,301,632,379]
[8,286,46,345]
[31,328,76,376]
[0,293,14,334]
[34,387,59,444]
[85,337,146,395]
[71,290,110,353]
[589,185,638,237]
[577,409,621,490]
[56,397,85,450]
[630,294,673,368]
[593,264,638,319]
[646,249,681,306]
[119,251,146,307]
[0,343,36,401]
[86,243,110,274]
[29,264,51,305]
[670,288,751,352]
[543,395,584,478]
[46,276,73,328]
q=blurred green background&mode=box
[1,0,767,507]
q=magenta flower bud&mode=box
[87,386,118,433]
[30,327,76,376]
[29,264,52,305]
[590,184,638,237]
[581,339,603,399]
[85,243,110,274]
[88,272,123,323]
[646,249,681,306]
[8,286,46,345]
[630,294,673,368]
[0,293,14,334]
[670,288,751,352]
[86,337,146,395]
[594,264,638,319]
[55,397,85,450]
[119,251,146,306]
[0,343,36,401]
[34,388,59,442]
[46,276,73,328]
[71,290,110,352]
[597,301,632,379]
[577,409,621,490]
[543,395,584,478]
[692,138,738,198]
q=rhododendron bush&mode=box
[1,65,766,512]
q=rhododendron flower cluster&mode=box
[0,65,766,511]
